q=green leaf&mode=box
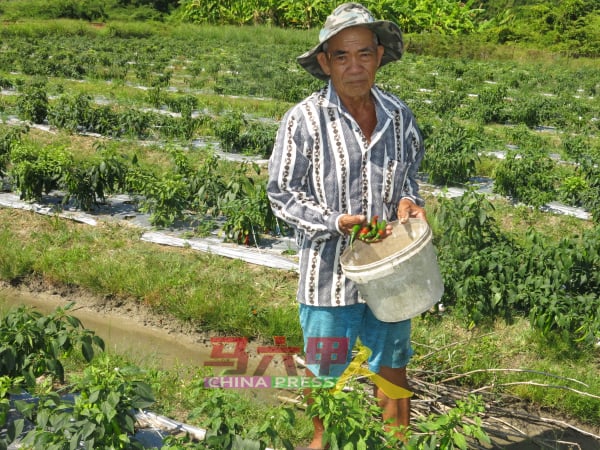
[81,339,94,362]
[88,389,100,404]
[7,418,24,442]
[453,431,468,449]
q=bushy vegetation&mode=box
[1,0,598,56]
[1,304,495,449]
[433,189,600,346]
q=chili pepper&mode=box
[366,225,378,240]
[349,224,361,248]
[370,215,379,227]
[352,217,387,243]
[377,219,387,238]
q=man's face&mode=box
[317,26,384,102]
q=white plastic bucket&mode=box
[340,218,444,322]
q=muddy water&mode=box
[0,286,298,405]
[0,287,214,369]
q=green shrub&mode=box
[9,142,73,201]
[17,355,153,450]
[493,147,556,207]
[62,145,129,210]
[0,125,28,176]
[423,121,481,185]
[558,175,588,207]
[433,188,600,344]
[580,155,600,223]
[16,78,48,124]
[48,93,94,132]
[0,304,104,386]
[473,84,508,124]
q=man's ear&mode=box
[316,52,331,76]
[376,44,384,67]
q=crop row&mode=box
[0,20,598,349]
[2,72,599,220]
[1,25,599,126]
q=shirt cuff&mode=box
[333,213,344,235]
[401,195,425,207]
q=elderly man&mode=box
[267,3,427,448]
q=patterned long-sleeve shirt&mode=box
[267,81,425,307]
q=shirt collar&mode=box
[320,80,391,118]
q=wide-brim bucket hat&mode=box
[297,2,404,81]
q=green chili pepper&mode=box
[350,224,361,248]
[354,217,387,244]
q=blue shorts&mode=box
[299,303,413,377]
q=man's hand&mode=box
[398,198,427,224]
[339,214,394,239]
[338,214,366,235]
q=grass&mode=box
[412,314,600,426]
[0,207,302,344]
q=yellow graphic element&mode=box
[334,345,412,399]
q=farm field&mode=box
[0,7,599,450]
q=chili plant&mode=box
[47,92,94,132]
[212,111,246,152]
[15,77,48,124]
[307,379,404,449]
[0,375,24,450]
[0,303,105,387]
[493,146,556,208]
[9,142,73,202]
[423,121,481,185]
[580,155,600,223]
[16,354,154,450]
[407,395,491,450]
[130,168,191,228]
[191,153,228,218]
[0,125,27,176]
[176,370,296,450]
[219,161,280,245]
[62,145,129,211]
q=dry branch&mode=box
[471,381,600,401]
[441,368,589,387]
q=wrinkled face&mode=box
[317,26,384,102]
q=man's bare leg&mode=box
[375,366,410,439]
